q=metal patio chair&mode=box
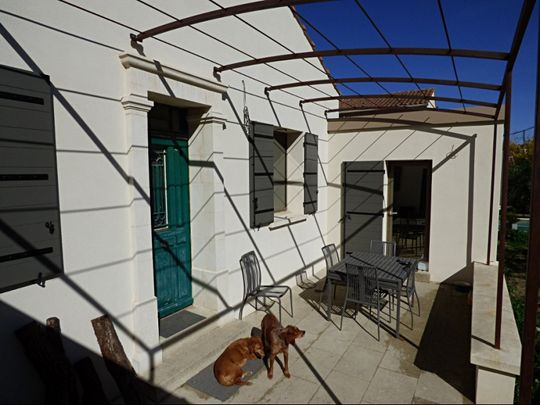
[239,251,293,322]
[318,243,347,311]
[369,240,397,256]
[340,264,387,340]
[399,260,421,328]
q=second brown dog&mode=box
[213,336,264,386]
[261,313,305,379]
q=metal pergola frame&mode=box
[300,93,498,108]
[132,1,538,402]
[265,76,502,93]
[332,106,496,120]
[214,47,509,74]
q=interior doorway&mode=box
[387,161,432,260]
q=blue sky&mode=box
[295,0,538,134]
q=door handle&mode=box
[45,221,55,234]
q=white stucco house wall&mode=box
[0,1,502,402]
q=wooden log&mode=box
[15,320,79,404]
[45,317,64,352]
[74,357,109,405]
[91,314,150,404]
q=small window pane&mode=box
[151,149,168,229]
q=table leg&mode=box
[396,281,401,338]
[326,278,333,321]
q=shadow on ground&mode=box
[414,283,475,402]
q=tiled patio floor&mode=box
[152,272,475,404]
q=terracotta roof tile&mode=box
[339,88,435,111]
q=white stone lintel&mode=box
[119,52,228,95]
[121,94,154,112]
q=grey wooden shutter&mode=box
[249,122,274,228]
[303,133,318,214]
[343,161,384,254]
[0,65,63,293]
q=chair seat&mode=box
[256,285,290,298]
[346,296,388,309]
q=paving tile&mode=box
[413,371,473,404]
[379,338,422,378]
[309,369,370,404]
[226,370,285,404]
[363,368,418,404]
[350,320,393,354]
[297,310,331,335]
[260,376,320,404]
[334,344,385,383]
[289,346,342,384]
[164,385,221,404]
[310,321,358,356]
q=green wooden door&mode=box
[150,137,192,318]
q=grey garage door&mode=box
[343,161,385,255]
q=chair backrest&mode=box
[321,244,340,272]
[405,260,418,292]
[370,240,396,256]
[239,251,262,298]
[345,264,380,306]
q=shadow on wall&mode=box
[0,301,189,404]
[327,125,477,274]
[414,275,475,402]
[0,21,333,401]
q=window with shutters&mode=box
[0,65,63,293]
[250,122,318,229]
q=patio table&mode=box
[325,252,414,338]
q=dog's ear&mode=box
[284,326,297,344]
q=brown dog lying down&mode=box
[213,336,264,386]
[261,313,305,379]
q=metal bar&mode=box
[487,0,535,273]
[336,106,495,119]
[519,8,540,402]
[437,0,467,112]
[330,120,501,133]
[494,0,537,118]
[290,8,392,97]
[327,116,498,127]
[266,76,501,93]
[352,0,423,92]
[131,0,334,42]
[495,72,512,350]
[216,48,509,73]
[486,123,499,265]
[135,0,348,107]
[302,94,498,108]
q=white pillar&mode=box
[121,93,162,374]
[188,110,230,321]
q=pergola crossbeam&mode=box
[265,76,501,93]
[215,47,509,73]
[333,106,495,120]
[301,94,497,108]
[131,0,334,42]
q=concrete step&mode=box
[150,307,262,395]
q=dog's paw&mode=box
[284,371,291,378]
[267,371,273,379]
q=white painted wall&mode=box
[0,1,337,402]
[326,123,503,283]
[0,1,504,403]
